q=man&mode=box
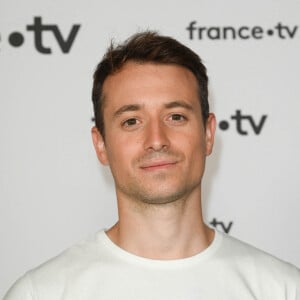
[4,31,300,299]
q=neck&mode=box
[106,189,214,260]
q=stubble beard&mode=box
[115,170,202,206]
[112,149,204,206]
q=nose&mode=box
[143,119,170,152]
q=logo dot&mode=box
[219,120,229,130]
[267,29,274,36]
[9,32,24,47]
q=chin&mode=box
[135,188,190,205]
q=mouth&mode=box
[140,160,177,171]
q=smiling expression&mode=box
[92,61,215,205]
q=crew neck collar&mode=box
[97,228,223,268]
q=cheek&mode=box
[180,129,205,150]
[105,138,138,169]
[185,135,207,164]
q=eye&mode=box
[122,118,140,128]
[169,114,187,122]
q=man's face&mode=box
[92,61,215,205]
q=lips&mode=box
[140,160,177,171]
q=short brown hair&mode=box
[92,31,209,137]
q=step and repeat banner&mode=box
[0,0,299,297]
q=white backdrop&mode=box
[1,0,299,297]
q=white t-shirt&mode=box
[4,230,300,300]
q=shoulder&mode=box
[3,273,33,300]
[4,230,106,300]
[217,231,300,287]
[30,230,106,278]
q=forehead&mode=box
[102,62,200,109]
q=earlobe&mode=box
[205,113,216,156]
[91,127,109,165]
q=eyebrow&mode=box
[113,104,142,118]
[112,100,193,119]
[164,100,193,111]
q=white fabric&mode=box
[4,230,300,300]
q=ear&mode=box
[91,126,109,165]
[205,113,216,156]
